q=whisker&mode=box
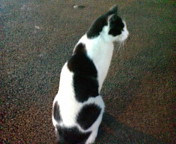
[117,41,125,53]
[117,43,122,52]
[122,41,125,50]
[122,39,127,50]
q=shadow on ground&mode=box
[96,113,166,144]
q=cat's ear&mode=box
[107,5,118,16]
[87,5,118,38]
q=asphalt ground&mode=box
[0,0,175,144]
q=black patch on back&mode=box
[67,43,99,102]
[56,126,91,144]
[73,43,86,55]
[87,5,118,38]
[77,104,101,130]
[109,14,124,36]
[68,43,97,76]
[53,102,62,122]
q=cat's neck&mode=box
[77,34,114,60]
[77,34,114,91]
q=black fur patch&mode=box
[87,15,108,38]
[73,43,86,55]
[53,102,62,122]
[68,43,97,77]
[87,6,118,38]
[67,43,99,102]
[56,126,91,144]
[109,14,124,36]
[77,104,101,130]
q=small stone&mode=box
[73,5,85,9]
[73,5,78,9]
[20,4,31,11]
[35,25,40,30]
[21,5,26,10]
[38,53,45,57]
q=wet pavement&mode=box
[0,0,175,144]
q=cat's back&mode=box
[65,42,99,103]
[53,42,102,127]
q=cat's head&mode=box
[87,6,129,43]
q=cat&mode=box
[52,5,129,144]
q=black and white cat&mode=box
[52,6,129,144]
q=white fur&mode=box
[52,14,129,144]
